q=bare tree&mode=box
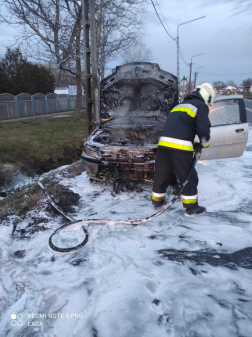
[97,0,148,79]
[119,40,153,63]
[0,0,84,115]
[1,0,149,115]
[226,79,237,87]
[212,81,226,87]
[242,78,252,88]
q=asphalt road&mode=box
[245,99,252,123]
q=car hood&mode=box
[100,62,178,121]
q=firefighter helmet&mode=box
[195,83,215,106]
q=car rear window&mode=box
[209,99,240,126]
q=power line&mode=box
[156,3,175,39]
[201,72,252,77]
[150,0,176,41]
[179,48,189,66]
[152,40,174,49]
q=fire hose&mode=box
[38,151,201,253]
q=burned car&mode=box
[81,62,248,190]
[81,62,178,188]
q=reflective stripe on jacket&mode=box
[158,91,211,152]
[158,137,194,151]
[171,103,198,118]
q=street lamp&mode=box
[177,16,205,96]
[194,66,204,88]
[189,54,204,93]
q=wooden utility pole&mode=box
[82,0,100,134]
[194,72,197,89]
[188,62,193,94]
[189,54,204,93]
[194,66,204,90]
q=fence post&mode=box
[31,95,35,115]
[67,94,70,111]
[57,95,60,112]
[14,96,19,118]
[45,95,49,114]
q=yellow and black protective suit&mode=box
[152,90,211,209]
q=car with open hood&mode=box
[81,62,248,189]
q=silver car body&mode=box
[200,95,248,160]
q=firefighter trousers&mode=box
[152,148,199,209]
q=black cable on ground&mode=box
[38,181,89,253]
[38,156,198,253]
[49,222,89,253]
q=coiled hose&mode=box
[38,156,198,253]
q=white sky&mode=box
[143,0,252,86]
[0,0,252,86]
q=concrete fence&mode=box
[0,93,86,121]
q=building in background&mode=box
[54,87,68,95]
[214,85,227,93]
[186,81,195,94]
[244,86,251,93]
[54,86,85,95]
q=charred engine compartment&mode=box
[93,117,165,146]
[81,62,178,186]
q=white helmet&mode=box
[195,83,215,106]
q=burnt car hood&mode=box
[100,62,177,120]
[82,62,178,182]
[95,62,177,148]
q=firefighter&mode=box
[152,83,215,216]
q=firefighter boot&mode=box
[185,205,206,216]
[152,199,165,210]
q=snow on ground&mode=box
[1,130,252,337]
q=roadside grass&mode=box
[0,116,88,173]
[0,183,44,221]
[0,161,86,222]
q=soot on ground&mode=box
[158,247,252,270]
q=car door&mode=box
[199,96,248,160]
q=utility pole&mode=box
[188,62,193,94]
[82,0,100,134]
[194,66,204,89]
[176,30,180,96]
[194,72,198,88]
[188,54,204,93]
[176,16,205,97]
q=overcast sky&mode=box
[143,0,252,86]
[0,0,251,86]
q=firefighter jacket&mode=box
[158,91,211,152]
